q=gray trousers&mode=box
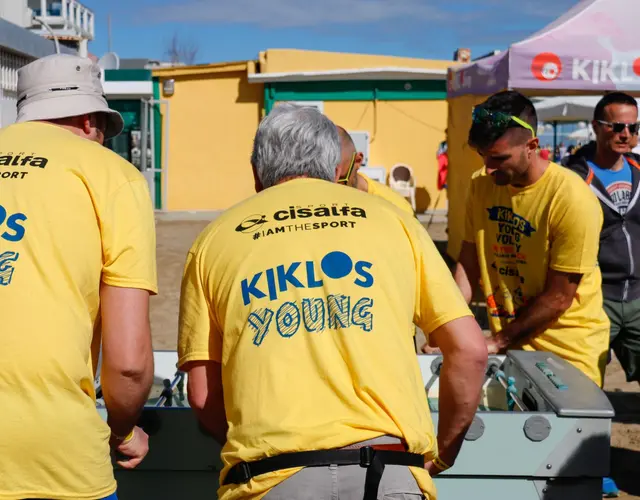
[263,464,425,500]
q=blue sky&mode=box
[83,0,581,64]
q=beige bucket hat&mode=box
[16,53,124,140]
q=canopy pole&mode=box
[553,121,558,153]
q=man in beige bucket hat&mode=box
[0,53,157,499]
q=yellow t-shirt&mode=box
[0,122,157,499]
[464,162,609,386]
[178,178,472,500]
[359,173,414,215]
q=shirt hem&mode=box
[101,276,159,295]
[0,483,117,500]
[177,351,219,370]
[421,311,474,336]
[549,264,592,274]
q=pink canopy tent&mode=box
[447,0,640,97]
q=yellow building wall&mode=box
[157,69,262,211]
[322,100,448,211]
[445,94,489,261]
[154,49,457,212]
[261,49,454,73]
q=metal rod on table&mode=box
[487,364,527,411]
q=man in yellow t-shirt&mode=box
[0,54,157,499]
[455,90,609,387]
[336,126,415,215]
[178,104,488,500]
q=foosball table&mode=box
[97,349,614,500]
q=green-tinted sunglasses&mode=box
[472,107,536,138]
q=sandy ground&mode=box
[151,218,640,498]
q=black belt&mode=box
[223,446,424,500]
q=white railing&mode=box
[32,0,94,39]
[0,50,32,128]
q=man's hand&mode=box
[485,333,508,354]
[493,269,581,347]
[421,344,442,355]
[112,426,149,469]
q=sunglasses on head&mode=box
[337,153,356,185]
[472,107,536,138]
[596,120,640,135]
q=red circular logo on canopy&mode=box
[633,58,640,77]
[531,53,562,82]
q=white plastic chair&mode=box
[358,166,387,185]
[389,164,417,211]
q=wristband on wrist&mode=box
[432,456,451,471]
[113,429,135,443]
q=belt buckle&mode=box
[237,462,252,483]
[360,446,374,468]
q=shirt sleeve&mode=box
[101,179,158,293]
[177,249,223,369]
[549,182,603,274]
[410,218,474,335]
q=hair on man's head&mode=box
[468,90,538,150]
[250,103,341,189]
[594,92,638,121]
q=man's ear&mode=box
[252,165,264,193]
[355,152,364,166]
[82,114,92,135]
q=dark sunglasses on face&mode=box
[472,107,536,138]
[596,120,640,135]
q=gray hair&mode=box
[251,103,341,189]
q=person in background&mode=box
[0,54,157,499]
[565,92,640,385]
[178,104,487,500]
[455,90,609,388]
[336,126,415,215]
[539,147,550,161]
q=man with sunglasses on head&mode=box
[455,90,609,388]
[0,54,157,499]
[336,126,414,214]
[565,92,640,387]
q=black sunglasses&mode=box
[596,120,640,135]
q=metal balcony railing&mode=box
[30,0,94,40]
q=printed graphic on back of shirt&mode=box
[0,204,27,285]
[241,250,374,346]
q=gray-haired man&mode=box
[177,103,488,500]
[0,54,156,499]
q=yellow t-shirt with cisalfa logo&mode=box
[178,178,472,500]
[360,173,414,215]
[464,162,609,386]
[0,122,157,499]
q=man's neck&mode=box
[512,157,548,188]
[594,148,625,172]
[274,175,311,186]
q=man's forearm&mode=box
[194,405,228,446]
[496,292,567,347]
[436,351,486,464]
[103,360,154,438]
